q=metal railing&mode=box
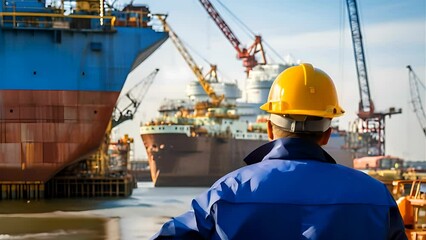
[0,11,116,31]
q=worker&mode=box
[151,63,407,239]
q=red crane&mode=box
[198,0,266,76]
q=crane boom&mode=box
[346,0,374,119]
[198,0,266,75]
[199,0,241,53]
[407,65,426,136]
[112,68,160,128]
[89,68,160,176]
[156,15,224,106]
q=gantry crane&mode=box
[345,0,401,156]
[198,0,266,76]
[155,14,224,108]
[407,65,426,137]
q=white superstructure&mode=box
[237,63,294,121]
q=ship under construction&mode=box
[0,0,167,198]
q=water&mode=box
[0,182,208,240]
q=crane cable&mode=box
[181,38,213,68]
[180,37,227,84]
[167,20,233,84]
[339,0,346,87]
[170,13,236,84]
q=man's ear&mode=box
[267,120,274,141]
[319,128,332,146]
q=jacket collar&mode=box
[244,137,337,165]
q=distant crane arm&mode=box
[198,0,266,75]
[407,65,426,136]
[199,0,241,54]
[112,68,160,128]
[95,68,160,174]
[156,15,224,106]
[346,0,374,119]
[344,0,402,156]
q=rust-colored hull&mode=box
[141,132,266,187]
[141,131,353,187]
[0,90,119,181]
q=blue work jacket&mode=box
[151,138,407,240]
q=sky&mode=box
[112,0,426,161]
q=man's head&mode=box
[260,63,345,145]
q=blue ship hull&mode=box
[1,27,166,91]
[0,0,168,181]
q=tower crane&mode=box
[407,65,426,137]
[345,0,402,156]
[155,14,224,108]
[198,0,266,76]
[345,0,374,120]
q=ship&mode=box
[141,64,354,187]
[141,114,268,187]
[0,0,168,182]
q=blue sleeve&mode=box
[150,189,219,240]
[150,211,207,240]
[388,206,408,240]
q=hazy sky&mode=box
[114,0,426,161]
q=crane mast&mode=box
[156,15,224,107]
[346,0,374,119]
[345,0,402,157]
[198,0,266,75]
[407,65,426,137]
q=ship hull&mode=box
[0,90,119,181]
[0,4,168,182]
[142,132,266,187]
[142,131,353,187]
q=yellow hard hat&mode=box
[260,63,344,118]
